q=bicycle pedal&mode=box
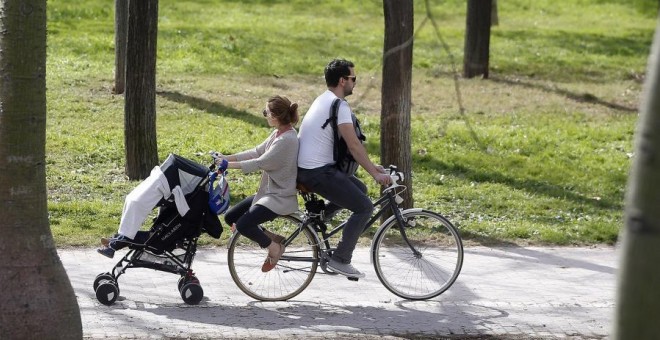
[347,277,359,282]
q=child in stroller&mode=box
[93,153,229,306]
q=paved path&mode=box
[60,246,617,339]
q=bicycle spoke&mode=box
[227,215,319,301]
[372,210,463,300]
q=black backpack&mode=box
[321,98,366,175]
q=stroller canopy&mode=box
[160,154,209,195]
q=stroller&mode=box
[93,154,229,306]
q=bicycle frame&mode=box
[284,180,420,263]
[318,189,397,240]
[226,166,463,301]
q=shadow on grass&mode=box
[416,156,622,213]
[156,90,264,127]
[600,0,658,16]
[489,76,637,113]
[491,28,652,83]
[496,29,651,60]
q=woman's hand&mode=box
[216,158,229,172]
[210,151,229,171]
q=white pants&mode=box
[118,167,190,239]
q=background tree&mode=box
[492,0,498,26]
[463,0,492,78]
[124,0,159,179]
[0,0,82,338]
[381,0,414,208]
[613,19,660,339]
[114,0,128,94]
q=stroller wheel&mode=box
[93,272,114,291]
[178,275,199,292]
[96,280,119,306]
[180,282,204,305]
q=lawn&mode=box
[45,0,656,246]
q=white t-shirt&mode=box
[297,90,354,169]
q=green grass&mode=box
[45,0,655,246]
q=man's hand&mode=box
[372,172,391,186]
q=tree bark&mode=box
[613,18,660,339]
[491,0,498,26]
[463,0,492,78]
[124,0,159,180]
[0,1,82,338]
[114,0,128,94]
[381,0,414,209]
[490,0,500,26]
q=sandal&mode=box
[261,242,286,272]
[263,229,285,244]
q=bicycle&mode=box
[226,166,464,301]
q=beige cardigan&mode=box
[234,129,299,215]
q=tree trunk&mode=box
[381,0,414,209]
[114,0,128,94]
[463,0,492,78]
[0,1,82,338]
[124,0,159,180]
[613,18,660,339]
[491,0,498,26]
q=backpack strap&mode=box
[321,98,342,161]
[321,98,341,129]
[354,118,366,142]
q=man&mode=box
[297,59,391,278]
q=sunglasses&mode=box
[344,76,357,83]
[262,108,272,117]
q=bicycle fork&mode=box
[372,203,424,260]
[393,208,423,258]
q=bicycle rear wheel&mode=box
[372,209,463,300]
[227,215,319,301]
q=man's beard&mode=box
[344,87,353,97]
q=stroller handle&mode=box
[208,151,228,172]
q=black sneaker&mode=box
[108,234,132,249]
[327,258,365,278]
[98,234,132,258]
[97,247,115,259]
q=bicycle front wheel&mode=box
[372,209,463,300]
[227,215,319,301]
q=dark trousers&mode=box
[224,195,278,248]
[297,165,373,263]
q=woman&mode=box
[221,95,299,272]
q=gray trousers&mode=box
[297,165,373,263]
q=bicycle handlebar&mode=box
[385,165,405,191]
[206,152,402,191]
